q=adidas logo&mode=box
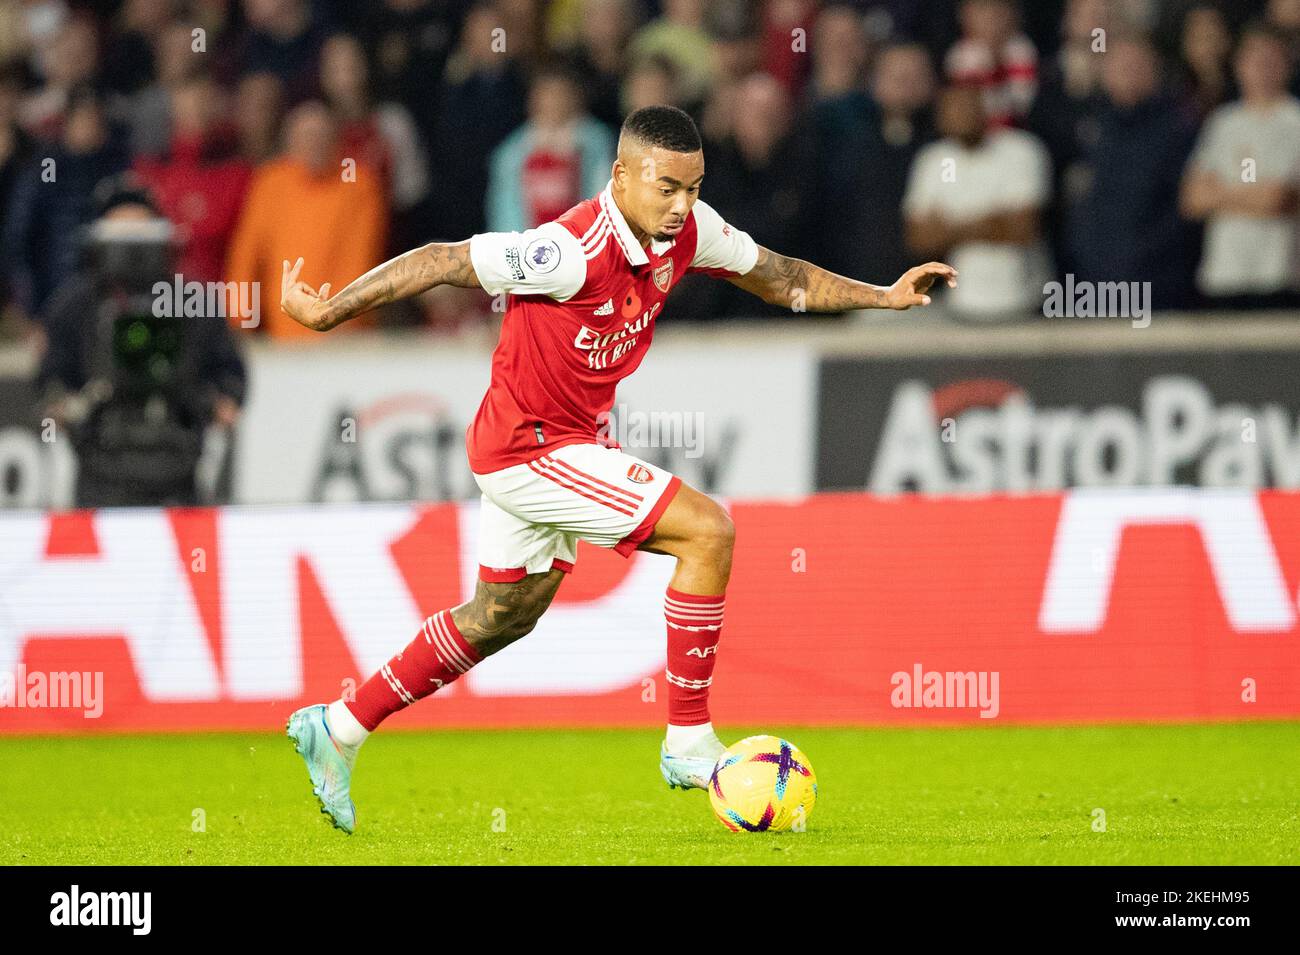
[593,298,614,316]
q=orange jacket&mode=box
[224,156,387,339]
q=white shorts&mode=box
[473,443,682,582]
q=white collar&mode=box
[599,179,650,266]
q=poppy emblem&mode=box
[621,287,642,318]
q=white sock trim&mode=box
[665,721,715,753]
[327,699,370,748]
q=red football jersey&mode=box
[465,180,758,473]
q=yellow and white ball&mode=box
[708,735,817,832]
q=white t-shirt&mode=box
[903,128,1053,316]
[1189,97,1300,295]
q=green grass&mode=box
[1,723,1297,864]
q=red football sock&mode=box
[664,587,725,726]
[346,609,482,731]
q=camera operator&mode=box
[34,176,247,507]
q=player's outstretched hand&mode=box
[884,262,958,309]
[280,257,334,331]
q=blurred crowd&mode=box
[1,0,1299,341]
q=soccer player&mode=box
[283,106,955,832]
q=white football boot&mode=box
[659,730,727,791]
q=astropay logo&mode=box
[50,885,151,935]
[869,375,1300,493]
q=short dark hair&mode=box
[620,105,701,153]
[1239,18,1290,53]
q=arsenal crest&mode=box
[652,260,674,292]
[626,464,654,484]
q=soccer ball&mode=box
[708,735,817,832]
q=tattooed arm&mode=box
[726,245,957,313]
[279,241,480,332]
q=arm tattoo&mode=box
[323,240,479,328]
[730,246,891,312]
[451,571,564,657]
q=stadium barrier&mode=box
[4,313,1300,509]
[1,488,1296,732]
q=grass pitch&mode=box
[2,722,1296,865]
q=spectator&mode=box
[813,42,937,287]
[1028,0,1111,160]
[133,74,253,283]
[0,0,51,67]
[19,14,99,141]
[1177,3,1237,119]
[0,62,35,326]
[705,0,766,91]
[495,0,549,69]
[485,62,614,232]
[1026,0,1111,276]
[430,1,529,239]
[120,20,207,158]
[1266,0,1300,96]
[218,0,327,101]
[944,0,1038,128]
[904,83,1052,320]
[1180,22,1300,306]
[621,53,685,116]
[1052,0,1109,103]
[224,100,387,339]
[1067,35,1199,309]
[559,0,639,131]
[542,0,587,50]
[234,71,287,163]
[100,0,178,97]
[712,72,815,254]
[756,0,819,94]
[806,3,872,102]
[3,0,1296,335]
[870,43,937,151]
[319,32,430,219]
[671,72,815,319]
[628,0,717,108]
[347,0,459,137]
[3,85,130,318]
